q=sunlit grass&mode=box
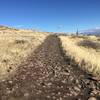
[0,27,49,80]
[60,36,100,76]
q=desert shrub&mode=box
[78,36,89,39]
[97,38,100,41]
[77,40,100,50]
[15,39,28,44]
[70,35,88,39]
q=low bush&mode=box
[77,40,100,50]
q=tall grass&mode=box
[0,27,49,80]
[60,36,100,76]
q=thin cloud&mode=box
[14,25,24,28]
[57,25,64,29]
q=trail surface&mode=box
[0,35,100,100]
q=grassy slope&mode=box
[0,26,49,80]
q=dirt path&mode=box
[0,35,100,100]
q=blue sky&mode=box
[0,0,100,32]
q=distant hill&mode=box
[80,28,100,36]
[0,25,19,31]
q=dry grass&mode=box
[0,26,49,80]
[59,36,100,76]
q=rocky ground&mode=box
[0,35,100,100]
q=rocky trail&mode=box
[0,35,100,100]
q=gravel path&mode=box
[0,35,100,100]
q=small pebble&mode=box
[74,86,80,92]
[24,93,29,97]
[8,80,13,84]
[47,82,52,86]
[58,92,61,95]
[47,95,50,98]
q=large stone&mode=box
[88,97,97,100]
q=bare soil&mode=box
[0,35,100,100]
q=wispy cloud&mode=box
[57,25,64,29]
[14,25,24,28]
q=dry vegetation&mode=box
[59,35,100,76]
[0,26,49,80]
[0,27,100,99]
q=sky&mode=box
[0,0,100,32]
